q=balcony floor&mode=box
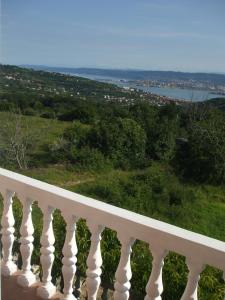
[1,273,61,300]
[1,272,114,300]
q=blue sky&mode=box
[2,0,225,72]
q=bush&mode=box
[89,118,147,169]
[41,110,56,119]
[48,137,69,163]
[169,187,183,206]
[49,122,91,164]
[23,107,37,116]
[63,121,90,148]
[175,112,225,184]
[69,146,112,172]
[58,103,96,124]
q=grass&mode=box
[0,112,224,299]
[21,165,94,188]
[73,163,225,242]
[0,111,70,169]
[0,111,69,144]
[0,111,224,242]
[0,111,69,158]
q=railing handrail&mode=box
[0,167,225,272]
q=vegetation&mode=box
[0,65,225,299]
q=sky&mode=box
[1,0,225,73]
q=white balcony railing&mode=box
[0,167,225,300]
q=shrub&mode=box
[169,187,183,206]
[89,118,147,169]
[41,110,56,119]
[63,121,90,148]
[69,146,111,172]
[49,137,69,163]
[175,112,225,184]
[23,107,37,116]
[49,122,91,164]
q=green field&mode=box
[0,111,69,151]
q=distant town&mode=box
[127,78,225,95]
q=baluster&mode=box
[113,234,135,300]
[223,272,225,300]
[86,222,104,300]
[17,196,36,287]
[61,213,78,300]
[37,205,56,299]
[144,246,167,300]
[181,257,204,300]
[1,190,17,276]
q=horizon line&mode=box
[17,63,225,76]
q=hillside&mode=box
[0,64,143,121]
[24,65,225,85]
[0,64,139,102]
[1,64,189,122]
[0,65,225,299]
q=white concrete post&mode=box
[1,190,17,276]
[114,235,135,300]
[37,205,56,299]
[61,213,78,300]
[181,257,204,300]
[144,246,167,300]
[17,196,36,287]
[223,272,225,300]
[86,222,104,300]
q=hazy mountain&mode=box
[22,65,225,85]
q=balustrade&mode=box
[0,167,225,300]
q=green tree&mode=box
[129,101,158,158]
[152,104,180,161]
[176,111,225,183]
[90,118,147,168]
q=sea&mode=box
[68,72,225,102]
